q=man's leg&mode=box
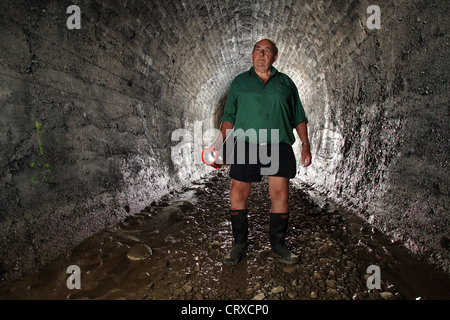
[230,179,252,210]
[224,179,252,266]
[268,176,299,264]
[268,176,289,213]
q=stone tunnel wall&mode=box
[295,0,449,272]
[0,0,448,281]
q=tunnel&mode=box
[0,0,449,299]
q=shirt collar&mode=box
[249,66,278,79]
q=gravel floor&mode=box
[0,168,449,301]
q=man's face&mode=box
[251,40,278,70]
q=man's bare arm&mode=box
[212,121,234,149]
[295,121,311,167]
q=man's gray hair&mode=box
[253,39,278,56]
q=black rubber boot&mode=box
[224,209,248,266]
[270,213,299,265]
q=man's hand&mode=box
[301,144,312,167]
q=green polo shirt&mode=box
[221,66,308,145]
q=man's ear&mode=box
[273,54,278,63]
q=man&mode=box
[212,39,311,266]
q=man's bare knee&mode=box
[268,176,289,212]
[230,180,251,209]
[231,183,250,201]
[269,190,289,203]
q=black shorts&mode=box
[229,140,297,182]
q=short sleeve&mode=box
[221,81,237,124]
